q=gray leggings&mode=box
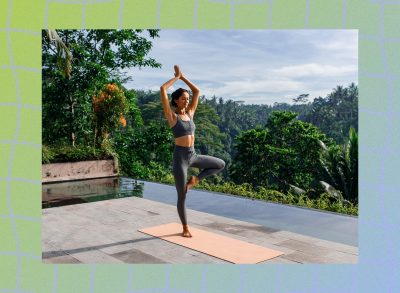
[173,145,225,225]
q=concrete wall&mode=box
[42,159,118,183]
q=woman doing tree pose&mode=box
[160,65,225,238]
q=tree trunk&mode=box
[69,95,76,147]
[94,125,98,148]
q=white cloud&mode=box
[315,40,357,52]
[271,63,357,78]
[216,79,304,96]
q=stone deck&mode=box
[42,197,358,264]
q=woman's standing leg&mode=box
[173,154,188,225]
[172,148,192,237]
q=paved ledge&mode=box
[42,197,358,264]
[42,160,118,183]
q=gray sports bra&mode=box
[171,112,196,138]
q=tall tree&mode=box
[42,29,161,146]
[230,111,335,191]
[293,93,309,104]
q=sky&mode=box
[124,30,358,105]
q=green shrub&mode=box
[148,161,172,182]
[192,181,358,216]
[129,161,151,179]
[42,145,56,164]
[42,144,112,163]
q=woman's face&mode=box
[176,91,190,109]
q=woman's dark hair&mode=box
[171,88,189,107]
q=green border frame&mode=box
[1,0,399,292]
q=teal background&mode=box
[1,0,399,292]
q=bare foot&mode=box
[182,225,192,238]
[186,176,199,193]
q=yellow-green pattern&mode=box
[1,0,399,292]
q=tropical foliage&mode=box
[319,127,358,203]
[304,83,358,144]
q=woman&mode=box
[160,65,225,238]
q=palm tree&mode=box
[44,29,72,79]
[319,127,358,203]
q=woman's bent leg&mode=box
[190,154,225,180]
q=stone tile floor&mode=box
[42,197,358,264]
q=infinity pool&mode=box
[42,176,358,246]
[42,177,143,208]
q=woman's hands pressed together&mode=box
[174,65,183,79]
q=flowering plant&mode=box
[92,83,129,145]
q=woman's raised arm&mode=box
[180,70,200,117]
[160,70,181,121]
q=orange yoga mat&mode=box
[138,222,284,264]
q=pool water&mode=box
[42,177,144,208]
